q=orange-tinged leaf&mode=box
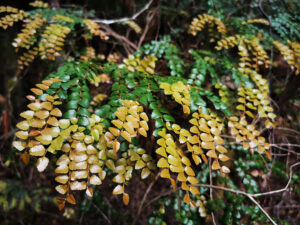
[55,197,65,204]
[170,178,177,190]
[113,139,120,152]
[31,88,43,95]
[36,83,49,90]
[41,102,53,110]
[109,127,120,136]
[212,159,221,170]
[59,202,65,211]
[183,193,191,203]
[21,152,29,164]
[123,193,130,205]
[86,187,93,197]
[201,154,208,163]
[66,194,76,204]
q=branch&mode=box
[94,0,154,25]
[193,162,300,225]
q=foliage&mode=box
[0,0,299,224]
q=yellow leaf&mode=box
[161,168,171,178]
[121,130,131,142]
[200,133,214,142]
[113,139,120,152]
[167,155,180,166]
[187,176,198,184]
[192,154,201,165]
[35,110,50,119]
[16,121,30,130]
[109,127,120,136]
[157,158,169,168]
[111,120,123,129]
[50,108,62,117]
[156,147,167,157]
[201,141,215,150]
[219,154,230,162]
[236,104,245,111]
[138,127,147,137]
[113,174,125,183]
[141,167,150,179]
[135,160,146,169]
[206,149,218,158]
[140,112,149,122]
[177,172,187,182]
[184,166,195,176]
[212,159,221,170]
[190,186,200,195]
[214,135,224,144]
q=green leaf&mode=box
[163,114,175,122]
[63,109,77,119]
[79,98,90,108]
[78,108,91,117]
[66,100,78,109]
[78,117,89,126]
[151,109,162,119]
[155,118,164,128]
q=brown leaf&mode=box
[66,194,76,205]
[21,152,29,164]
[58,202,65,211]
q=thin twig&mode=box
[92,202,112,224]
[194,162,300,225]
[94,0,154,25]
[132,173,160,225]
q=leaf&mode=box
[141,168,151,179]
[121,130,131,142]
[183,193,191,203]
[86,187,93,197]
[66,194,76,205]
[59,202,65,211]
[36,157,49,172]
[160,168,170,178]
[157,158,169,168]
[113,139,120,152]
[212,159,221,170]
[112,184,124,195]
[21,153,29,164]
[123,193,130,205]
